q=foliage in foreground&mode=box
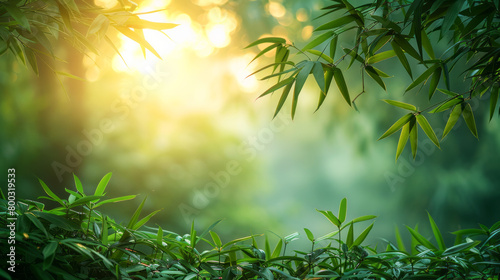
[247,0,500,160]
[1,173,499,279]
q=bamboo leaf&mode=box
[312,61,325,92]
[416,114,440,148]
[305,49,333,63]
[38,179,65,206]
[462,103,478,138]
[421,30,435,59]
[441,0,464,38]
[271,239,283,258]
[396,123,410,161]
[330,36,338,60]
[210,231,222,248]
[409,117,418,159]
[431,98,463,113]
[383,100,417,111]
[338,198,347,223]
[125,17,179,30]
[74,174,85,195]
[333,67,351,106]
[406,225,437,251]
[113,25,161,59]
[405,64,439,93]
[393,35,421,61]
[427,212,445,251]
[378,113,413,140]
[316,209,341,227]
[428,67,441,100]
[316,66,334,111]
[304,228,315,242]
[292,62,314,118]
[132,209,161,230]
[95,195,136,207]
[366,50,396,64]
[353,223,374,246]
[273,80,294,118]
[315,15,357,31]
[391,41,412,79]
[259,77,295,98]
[395,225,407,252]
[4,3,30,31]
[245,37,286,49]
[302,31,335,51]
[489,84,499,121]
[346,223,354,248]
[94,172,112,197]
[442,104,463,140]
[365,66,386,90]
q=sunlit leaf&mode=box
[395,225,407,252]
[113,25,161,59]
[316,66,334,111]
[259,77,295,98]
[273,80,294,118]
[95,195,136,207]
[305,49,333,64]
[245,37,286,49]
[442,104,462,139]
[431,97,463,113]
[396,123,410,161]
[383,100,417,111]
[462,103,478,138]
[94,172,112,197]
[88,14,109,36]
[271,239,283,258]
[125,17,179,30]
[416,115,440,148]
[378,113,413,140]
[292,62,314,118]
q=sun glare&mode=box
[110,0,239,74]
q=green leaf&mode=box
[333,67,351,106]
[273,80,294,118]
[383,100,417,111]
[259,77,295,98]
[292,61,314,119]
[95,195,136,207]
[416,115,440,148]
[316,66,334,111]
[25,212,48,237]
[437,88,459,97]
[409,117,418,159]
[393,35,421,61]
[346,223,354,248]
[353,222,374,246]
[245,37,286,49]
[489,84,499,121]
[406,225,437,250]
[24,48,38,76]
[316,209,341,227]
[396,123,410,161]
[366,50,396,64]
[442,241,481,256]
[405,64,439,92]
[330,36,338,60]
[69,195,104,207]
[428,67,441,100]
[441,0,464,38]
[102,216,109,246]
[365,66,386,90]
[305,49,333,64]
[431,97,463,113]
[421,30,435,60]
[4,3,30,31]
[126,196,147,230]
[395,225,407,252]
[74,174,85,195]
[462,103,478,138]
[271,239,283,258]
[391,41,412,78]
[315,15,357,31]
[441,105,462,139]
[42,241,58,270]
[94,172,112,197]
[338,198,347,224]
[38,178,65,207]
[312,61,325,92]
[350,215,377,224]
[427,212,445,251]
[378,113,413,140]
[304,228,315,242]
[302,31,335,51]
[210,231,222,248]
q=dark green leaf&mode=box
[406,225,437,250]
[353,223,374,246]
[346,223,354,248]
[441,0,464,38]
[366,50,396,64]
[315,15,357,31]
[273,80,294,118]
[405,64,439,92]
[312,61,325,92]
[38,179,65,206]
[421,30,435,59]
[302,31,335,51]
[442,241,480,256]
[333,67,351,106]
[365,66,386,91]
[489,84,499,121]
[428,67,441,99]
[393,35,421,61]
[427,212,445,251]
[330,36,338,60]
[4,3,30,31]
[391,41,412,78]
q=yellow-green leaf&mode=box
[416,114,439,148]
[366,50,396,64]
[462,103,478,139]
[259,77,295,98]
[409,117,418,159]
[378,113,413,140]
[305,49,333,64]
[273,81,294,118]
[302,31,335,51]
[383,100,417,111]
[315,15,357,31]
[405,64,439,92]
[245,37,286,49]
[396,123,410,161]
[365,66,386,91]
[442,105,462,140]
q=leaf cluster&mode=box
[246,0,500,160]
[1,174,499,279]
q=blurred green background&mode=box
[1,0,499,250]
